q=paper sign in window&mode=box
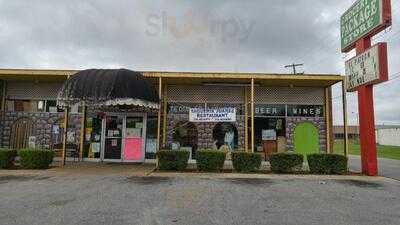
[124,137,143,160]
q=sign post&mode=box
[341,0,391,176]
[356,38,377,176]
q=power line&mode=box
[331,72,400,101]
[304,3,400,70]
[316,29,400,75]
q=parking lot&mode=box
[1,164,400,225]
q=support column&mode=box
[342,79,349,157]
[79,102,86,161]
[162,84,168,147]
[250,78,255,153]
[156,77,162,167]
[324,87,332,153]
[356,38,378,176]
[244,86,248,152]
[61,106,69,167]
[1,80,6,111]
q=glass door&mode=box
[123,116,146,162]
[103,115,123,161]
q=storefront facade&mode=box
[0,69,345,162]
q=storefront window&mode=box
[82,116,102,159]
[145,116,158,159]
[172,121,198,158]
[251,117,286,152]
[212,122,238,150]
[6,99,60,112]
[50,117,79,155]
[46,100,58,112]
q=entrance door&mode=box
[103,115,124,161]
[101,114,146,162]
[123,116,146,162]
[293,122,320,157]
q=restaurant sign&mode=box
[340,0,391,52]
[345,42,388,92]
[189,107,236,122]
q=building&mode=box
[334,125,400,147]
[376,125,400,146]
[0,69,346,162]
[333,125,359,140]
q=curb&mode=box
[148,171,393,182]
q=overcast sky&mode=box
[0,0,399,125]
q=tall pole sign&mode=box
[341,0,391,176]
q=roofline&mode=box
[0,68,344,81]
[144,71,344,81]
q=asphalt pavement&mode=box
[1,169,400,225]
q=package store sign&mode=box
[340,0,391,52]
[189,107,236,122]
[345,43,388,92]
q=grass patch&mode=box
[333,140,400,160]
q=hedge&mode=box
[196,150,226,172]
[270,153,303,173]
[18,149,54,169]
[0,149,17,169]
[307,154,348,174]
[157,150,190,171]
[232,152,261,173]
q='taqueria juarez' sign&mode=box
[189,107,236,122]
[345,42,388,91]
[340,0,391,52]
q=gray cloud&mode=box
[0,0,399,124]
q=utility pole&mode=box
[284,63,304,74]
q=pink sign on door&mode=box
[124,137,143,160]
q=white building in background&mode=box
[376,126,400,147]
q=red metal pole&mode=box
[355,37,378,176]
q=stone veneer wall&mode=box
[0,111,82,149]
[286,117,327,152]
[166,114,245,150]
[0,112,327,153]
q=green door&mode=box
[293,122,319,157]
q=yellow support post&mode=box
[342,79,349,157]
[244,86,248,152]
[79,102,86,161]
[156,77,162,167]
[61,106,69,167]
[1,80,6,111]
[162,84,168,147]
[324,87,332,153]
[250,78,255,153]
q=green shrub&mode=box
[0,149,17,169]
[270,153,303,173]
[307,154,348,174]
[232,152,261,173]
[157,150,190,171]
[196,150,226,172]
[18,149,54,169]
